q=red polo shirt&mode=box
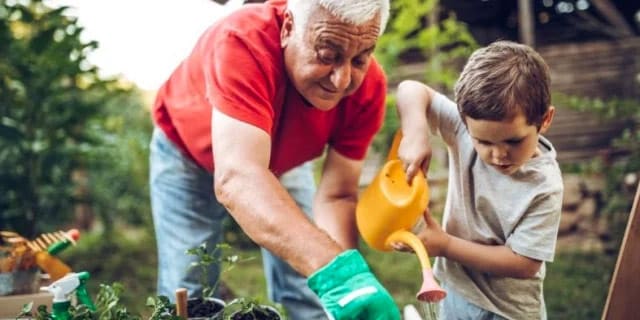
[152,0,387,176]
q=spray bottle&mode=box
[40,271,96,319]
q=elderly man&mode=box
[149,0,399,319]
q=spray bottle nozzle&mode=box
[41,273,80,303]
[41,271,96,317]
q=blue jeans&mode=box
[149,128,327,320]
[439,284,508,320]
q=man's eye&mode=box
[352,56,367,68]
[318,50,337,64]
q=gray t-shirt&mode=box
[429,93,564,319]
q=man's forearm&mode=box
[313,195,359,249]
[215,165,342,276]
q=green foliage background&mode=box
[373,0,477,154]
[0,0,151,237]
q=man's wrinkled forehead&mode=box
[303,8,380,46]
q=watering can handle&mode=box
[387,130,403,162]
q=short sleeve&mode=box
[204,31,278,135]
[429,92,465,146]
[506,189,563,262]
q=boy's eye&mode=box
[506,138,524,145]
[476,139,492,146]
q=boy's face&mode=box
[466,108,554,175]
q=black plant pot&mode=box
[187,297,225,319]
[228,304,282,320]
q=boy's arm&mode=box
[420,210,542,279]
[396,80,436,182]
[443,234,542,279]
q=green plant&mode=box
[371,0,477,154]
[145,296,180,320]
[185,242,287,319]
[375,0,477,90]
[0,0,151,239]
[186,243,253,299]
[17,282,145,320]
[221,297,282,320]
[0,0,107,237]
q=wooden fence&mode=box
[538,38,640,100]
[386,38,640,163]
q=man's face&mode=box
[280,7,380,111]
[466,109,553,175]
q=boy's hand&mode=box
[392,209,450,258]
[419,208,450,257]
[308,250,401,320]
[398,132,431,183]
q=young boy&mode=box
[395,41,563,319]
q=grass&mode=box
[545,251,616,319]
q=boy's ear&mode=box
[539,106,555,134]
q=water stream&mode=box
[417,301,439,320]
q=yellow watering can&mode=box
[356,131,446,302]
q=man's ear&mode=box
[280,10,294,48]
[539,106,555,134]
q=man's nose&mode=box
[330,64,351,91]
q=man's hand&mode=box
[308,250,401,320]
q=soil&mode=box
[187,297,224,317]
[230,307,280,320]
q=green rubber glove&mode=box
[308,250,401,320]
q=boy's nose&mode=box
[491,146,508,162]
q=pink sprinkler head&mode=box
[417,268,447,302]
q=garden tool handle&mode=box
[385,230,432,270]
[175,288,188,317]
[35,251,72,281]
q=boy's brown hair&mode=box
[454,40,551,128]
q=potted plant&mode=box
[182,243,230,319]
[221,297,283,320]
[185,243,285,320]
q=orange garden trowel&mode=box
[356,131,446,302]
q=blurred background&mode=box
[1,0,639,318]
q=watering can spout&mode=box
[386,230,446,302]
[417,269,446,302]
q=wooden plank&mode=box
[602,182,640,319]
[591,0,635,37]
[538,39,640,57]
[518,0,535,47]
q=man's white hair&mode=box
[287,0,390,36]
